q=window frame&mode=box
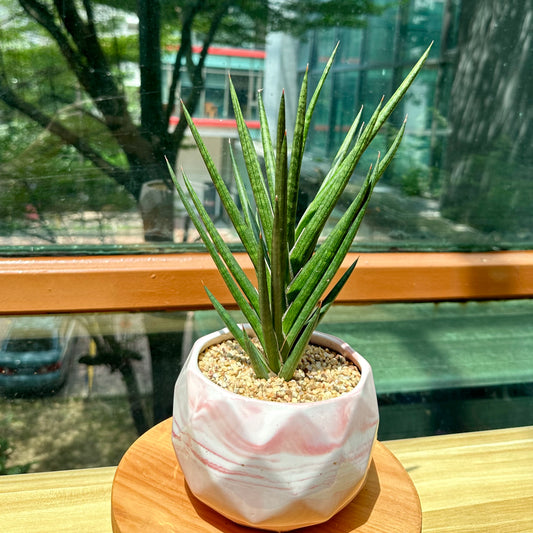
[1,250,531,315]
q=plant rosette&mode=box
[172,326,379,531]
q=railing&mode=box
[0,251,532,314]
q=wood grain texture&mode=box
[110,418,421,533]
[1,251,532,314]
[0,466,116,533]
[387,426,533,533]
[1,425,531,532]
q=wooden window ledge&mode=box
[1,425,532,532]
[0,251,532,314]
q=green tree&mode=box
[0,0,380,241]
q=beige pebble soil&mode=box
[198,338,361,403]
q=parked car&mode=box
[0,316,75,396]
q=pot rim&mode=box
[184,325,374,407]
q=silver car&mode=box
[0,316,75,396]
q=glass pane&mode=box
[402,0,449,62]
[0,1,529,252]
[298,1,532,250]
[3,300,532,472]
[364,4,397,64]
[337,27,363,66]
[0,311,185,472]
[193,300,533,440]
[0,1,531,480]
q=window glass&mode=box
[0,1,530,252]
[0,311,184,472]
[402,0,450,61]
[203,71,226,118]
[337,28,363,67]
[2,300,532,471]
[331,71,360,155]
[305,70,333,159]
[364,3,397,64]
[314,28,338,69]
[297,38,311,71]
[299,1,532,250]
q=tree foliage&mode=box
[0,0,380,224]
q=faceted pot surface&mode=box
[172,328,379,531]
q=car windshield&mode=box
[4,337,54,353]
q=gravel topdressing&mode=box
[198,338,361,403]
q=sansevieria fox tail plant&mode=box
[169,43,432,381]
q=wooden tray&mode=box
[111,418,421,532]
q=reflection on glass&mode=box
[0,311,186,472]
[2,300,532,472]
[0,1,530,251]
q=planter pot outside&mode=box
[139,179,174,242]
[172,327,379,531]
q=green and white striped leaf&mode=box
[168,164,263,343]
[229,142,260,244]
[279,305,321,381]
[205,288,270,380]
[257,234,281,372]
[180,103,258,265]
[229,78,273,249]
[258,90,276,203]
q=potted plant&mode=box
[169,43,431,531]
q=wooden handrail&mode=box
[0,251,532,314]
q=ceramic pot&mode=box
[171,327,379,531]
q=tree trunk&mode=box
[440,0,533,235]
[144,313,187,424]
[118,358,150,435]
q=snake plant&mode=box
[169,43,431,380]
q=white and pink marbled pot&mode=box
[171,328,379,531]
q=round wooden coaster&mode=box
[111,418,421,532]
